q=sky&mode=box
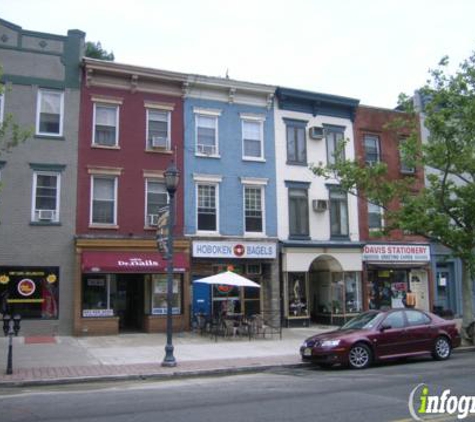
[1,0,475,109]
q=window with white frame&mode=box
[196,113,219,156]
[145,179,168,227]
[36,89,64,136]
[244,186,264,233]
[368,202,384,230]
[32,172,60,222]
[147,109,170,150]
[93,103,119,147]
[326,126,345,165]
[197,183,218,232]
[285,119,307,165]
[242,118,264,160]
[364,134,380,165]
[91,176,117,225]
[329,186,349,238]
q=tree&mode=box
[85,41,115,61]
[311,51,475,341]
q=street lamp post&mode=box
[2,314,21,375]
[162,161,179,367]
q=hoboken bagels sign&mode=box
[363,244,430,262]
[193,241,277,259]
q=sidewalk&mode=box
[0,326,331,387]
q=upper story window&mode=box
[145,179,168,227]
[32,171,61,223]
[195,108,221,157]
[326,125,345,165]
[36,89,64,136]
[364,134,380,165]
[91,176,117,226]
[287,182,310,239]
[244,185,264,234]
[368,202,384,231]
[285,119,307,165]
[399,137,415,174]
[329,186,349,238]
[147,109,171,150]
[93,103,119,147]
[242,115,265,160]
[197,183,218,232]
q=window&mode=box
[197,184,218,232]
[405,310,431,326]
[82,275,115,317]
[329,187,349,238]
[196,114,218,156]
[147,109,170,150]
[326,126,345,165]
[288,188,309,238]
[285,120,307,165]
[32,172,60,223]
[288,272,307,317]
[244,186,264,233]
[36,89,64,136]
[93,103,119,146]
[91,176,117,225]
[383,311,406,329]
[151,274,182,315]
[146,180,168,226]
[368,202,384,230]
[242,119,263,160]
[399,138,415,174]
[364,134,380,165]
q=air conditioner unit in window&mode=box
[148,214,159,226]
[37,209,55,221]
[309,126,325,140]
[312,199,328,212]
[151,136,168,148]
[197,144,216,156]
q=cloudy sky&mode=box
[1,0,474,108]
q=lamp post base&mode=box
[161,344,177,367]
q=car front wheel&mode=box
[432,336,451,361]
[348,343,372,369]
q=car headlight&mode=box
[321,340,341,347]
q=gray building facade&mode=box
[0,19,85,335]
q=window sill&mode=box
[244,232,267,238]
[91,144,120,150]
[289,235,311,240]
[30,221,61,226]
[34,134,65,141]
[196,230,221,236]
[330,235,351,241]
[195,153,221,159]
[242,157,266,163]
[145,148,173,155]
[89,224,119,230]
[286,161,308,167]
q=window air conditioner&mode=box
[151,136,168,148]
[148,214,159,226]
[37,209,55,221]
[197,144,216,155]
[312,199,328,212]
[309,126,325,140]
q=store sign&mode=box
[363,244,430,262]
[193,241,277,259]
[82,309,114,317]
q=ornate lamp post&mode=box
[2,314,21,375]
[161,161,179,367]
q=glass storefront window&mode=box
[288,272,307,317]
[344,272,362,313]
[0,267,59,319]
[82,275,115,317]
[151,274,182,315]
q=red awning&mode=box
[81,251,188,274]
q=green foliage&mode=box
[85,41,115,61]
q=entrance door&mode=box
[116,275,144,332]
[436,265,455,314]
[409,270,429,311]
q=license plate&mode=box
[303,348,312,357]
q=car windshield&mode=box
[340,312,384,330]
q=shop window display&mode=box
[82,275,116,317]
[151,274,182,315]
[288,272,307,317]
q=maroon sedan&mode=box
[300,309,461,369]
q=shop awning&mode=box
[81,251,188,274]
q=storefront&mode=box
[0,266,59,320]
[362,243,432,312]
[191,239,279,321]
[281,243,363,327]
[74,239,190,336]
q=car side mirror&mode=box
[380,322,392,331]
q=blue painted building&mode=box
[183,75,279,318]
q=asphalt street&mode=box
[1,352,474,422]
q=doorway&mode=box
[116,274,145,332]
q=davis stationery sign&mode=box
[363,244,430,262]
